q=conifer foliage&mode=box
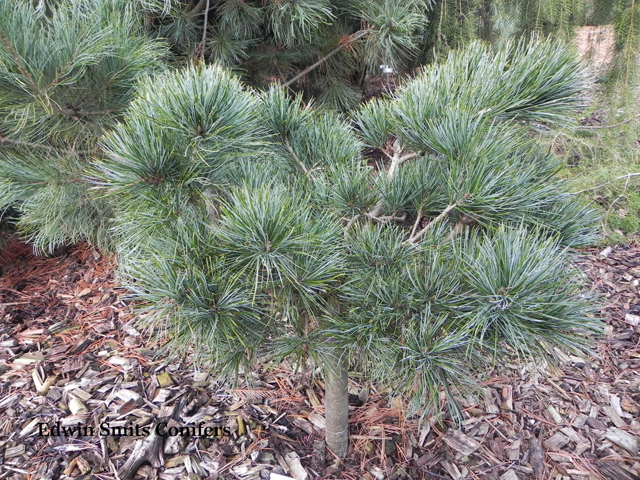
[96,39,600,457]
[0,0,164,251]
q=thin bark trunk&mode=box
[324,343,349,458]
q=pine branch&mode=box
[283,139,311,177]
[197,0,211,61]
[405,203,457,244]
[0,31,38,91]
[366,212,407,223]
[284,30,371,88]
[188,0,208,18]
[369,139,421,218]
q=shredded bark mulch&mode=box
[1,236,639,480]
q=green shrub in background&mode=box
[0,0,165,252]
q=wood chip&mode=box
[605,427,639,455]
[560,427,586,444]
[529,436,545,479]
[484,388,500,414]
[544,432,570,451]
[78,288,92,298]
[61,356,84,374]
[624,313,640,326]
[270,475,297,480]
[69,397,88,415]
[306,388,321,407]
[572,414,588,428]
[153,389,170,403]
[307,411,325,430]
[13,353,45,365]
[116,389,142,404]
[19,418,40,437]
[500,470,520,480]
[603,405,627,428]
[501,386,513,410]
[284,451,307,480]
[442,429,482,456]
[547,405,564,424]
[586,417,606,430]
[5,444,26,459]
[156,372,174,387]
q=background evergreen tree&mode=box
[137,0,435,110]
[0,0,164,251]
[96,39,600,457]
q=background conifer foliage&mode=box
[0,0,165,251]
[3,0,632,460]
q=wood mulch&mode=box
[1,236,639,480]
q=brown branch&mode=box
[342,214,362,231]
[571,173,640,195]
[283,139,310,177]
[366,212,407,223]
[410,207,422,239]
[399,151,421,164]
[369,139,403,218]
[187,0,208,18]
[197,0,211,61]
[405,203,457,244]
[284,30,371,88]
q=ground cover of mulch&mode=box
[1,236,639,480]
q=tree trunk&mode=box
[324,344,349,458]
[479,0,493,43]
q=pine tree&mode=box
[0,0,609,463]
[95,38,600,458]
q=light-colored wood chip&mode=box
[116,389,142,404]
[69,397,88,415]
[152,388,170,403]
[547,405,564,424]
[306,388,321,407]
[19,418,40,437]
[603,406,626,428]
[78,287,92,298]
[284,451,307,480]
[307,411,325,430]
[560,427,587,444]
[500,470,520,480]
[442,429,482,456]
[13,353,45,365]
[544,432,570,451]
[605,427,639,455]
[484,388,500,414]
[5,444,26,459]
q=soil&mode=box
[1,235,639,480]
